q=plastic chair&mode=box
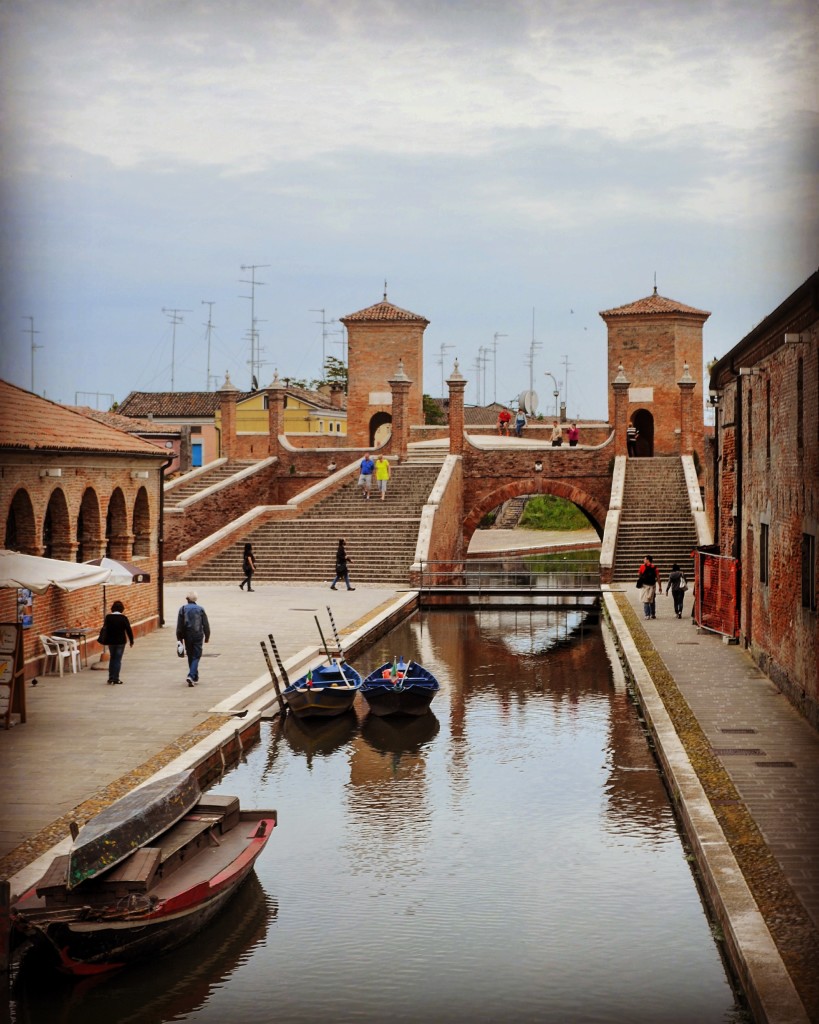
[39,635,79,676]
[51,635,80,674]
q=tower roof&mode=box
[599,292,710,319]
[341,299,429,325]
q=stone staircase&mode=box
[495,496,527,529]
[166,461,259,506]
[186,460,443,585]
[612,457,698,582]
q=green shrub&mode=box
[519,495,590,531]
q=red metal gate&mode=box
[693,551,740,638]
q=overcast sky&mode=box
[1,0,816,418]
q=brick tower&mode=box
[341,292,428,447]
[600,287,710,457]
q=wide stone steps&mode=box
[167,461,258,504]
[612,457,698,581]
[186,463,442,584]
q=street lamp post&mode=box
[544,372,560,417]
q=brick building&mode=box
[708,270,818,727]
[1,381,170,678]
[600,288,710,457]
[342,295,428,448]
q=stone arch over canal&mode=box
[459,434,614,549]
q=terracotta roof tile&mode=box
[0,381,169,456]
[599,292,710,318]
[341,299,429,324]
[281,384,347,411]
[117,391,238,418]
[68,406,177,437]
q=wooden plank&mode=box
[36,855,70,897]
[106,847,161,890]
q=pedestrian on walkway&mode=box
[665,563,688,618]
[176,591,211,687]
[515,408,527,437]
[330,538,355,591]
[375,455,391,500]
[637,555,662,619]
[627,422,639,456]
[568,423,579,446]
[359,453,375,499]
[239,542,256,591]
[550,421,563,446]
[102,600,134,685]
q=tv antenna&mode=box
[23,316,42,393]
[240,264,269,388]
[202,301,216,391]
[478,345,491,405]
[310,308,338,380]
[492,331,507,403]
[525,307,542,398]
[437,341,454,399]
[162,307,192,391]
[561,353,572,417]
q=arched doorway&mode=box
[132,487,151,557]
[43,488,71,560]
[77,488,102,562]
[369,412,392,449]
[4,488,36,553]
[106,488,129,559]
[632,409,654,457]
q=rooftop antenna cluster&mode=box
[202,301,216,391]
[492,331,507,403]
[310,308,339,380]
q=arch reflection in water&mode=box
[12,874,275,1024]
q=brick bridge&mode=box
[458,436,612,543]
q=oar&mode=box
[325,605,346,662]
[267,633,291,689]
[314,615,335,667]
[259,639,287,716]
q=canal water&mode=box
[11,608,745,1024]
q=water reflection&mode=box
[283,709,358,766]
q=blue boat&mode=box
[361,658,440,717]
[283,662,362,719]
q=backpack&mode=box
[679,574,688,592]
[184,605,204,636]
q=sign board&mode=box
[0,623,25,728]
[629,387,654,403]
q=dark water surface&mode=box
[11,609,745,1024]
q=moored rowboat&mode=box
[283,662,362,719]
[360,659,440,717]
[11,784,277,975]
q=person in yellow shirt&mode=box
[374,455,391,501]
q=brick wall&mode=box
[710,283,818,727]
[1,455,164,678]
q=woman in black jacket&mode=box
[102,600,134,685]
[240,543,257,592]
[329,539,355,591]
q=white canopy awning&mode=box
[0,550,113,594]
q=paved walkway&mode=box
[620,584,819,935]
[0,582,403,861]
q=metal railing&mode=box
[417,556,601,595]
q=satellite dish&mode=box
[518,390,539,415]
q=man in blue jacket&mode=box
[176,591,211,687]
[359,453,375,500]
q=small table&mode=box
[52,627,95,669]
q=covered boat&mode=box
[11,783,277,975]
[360,658,440,717]
[282,662,362,719]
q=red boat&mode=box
[11,775,276,976]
